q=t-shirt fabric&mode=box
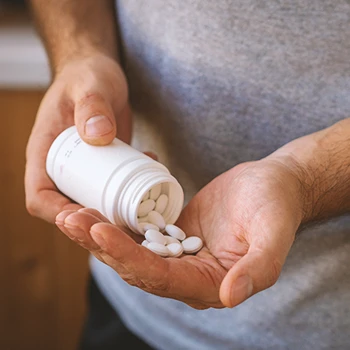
[91,1,350,349]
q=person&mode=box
[26,1,350,349]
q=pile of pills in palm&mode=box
[137,184,203,258]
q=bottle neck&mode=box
[117,166,184,234]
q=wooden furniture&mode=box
[0,90,89,350]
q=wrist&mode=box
[53,47,119,77]
[54,53,123,82]
[266,152,316,225]
[268,119,350,224]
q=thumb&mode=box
[219,225,295,308]
[74,92,117,145]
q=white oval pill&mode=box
[145,229,166,245]
[141,240,149,247]
[147,211,166,230]
[165,224,186,241]
[182,236,203,254]
[138,222,160,233]
[147,242,169,257]
[164,236,180,245]
[138,199,156,217]
[138,216,149,223]
[167,243,184,258]
[155,194,168,214]
[150,184,162,200]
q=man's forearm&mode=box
[269,118,350,224]
[30,0,119,74]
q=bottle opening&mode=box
[112,163,184,235]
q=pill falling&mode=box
[155,194,168,214]
[138,199,156,217]
[165,224,186,241]
[182,236,203,254]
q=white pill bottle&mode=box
[46,126,184,235]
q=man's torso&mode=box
[92,1,350,349]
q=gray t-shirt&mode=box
[91,1,350,349]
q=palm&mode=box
[57,160,302,309]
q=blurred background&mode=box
[0,1,89,349]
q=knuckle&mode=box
[76,92,105,109]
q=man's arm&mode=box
[269,118,350,224]
[25,0,130,222]
[29,0,119,74]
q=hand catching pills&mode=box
[55,158,305,309]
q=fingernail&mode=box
[231,275,253,306]
[85,115,113,136]
[90,230,106,249]
[55,212,67,224]
[63,224,85,240]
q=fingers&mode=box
[26,189,82,224]
[90,222,170,284]
[56,210,108,264]
[60,211,220,304]
[219,248,284,308]
[57,211,103,250]
[89,222,209,299]
[25,85,80,223]
[74,92,117,145]
[219,216,295,308]
[58,211,172,292]
[55,210,81,240]
[25,128,82,222]
[70,57,128,145]
[55,207,222,307]
[25,58,130,224]
[78,208,143,242]
[78,208,110,222]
